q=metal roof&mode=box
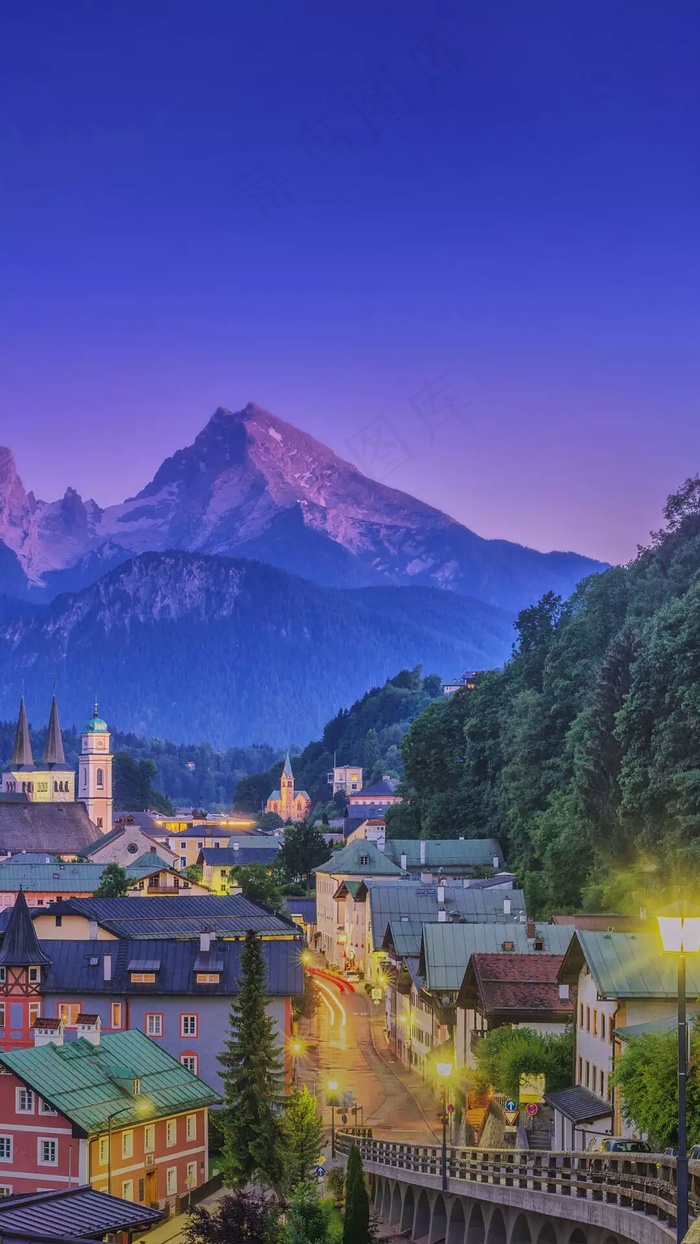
[314,840,403,876]
[39,936,304,998]
[0,1185,162,1237]
[544,1086,611,1124]
[382,918,425,958]
[561,930,700,999]
[0,804,97,854]
[384,838,504,868]
[422,921,573,992]
[0,890,51,968]
[200,846,280,866]
[0,1029,220,1134]
[0,854,183,894]
[366,881,527,941]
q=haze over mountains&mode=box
[0,404,605,744]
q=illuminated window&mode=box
[131,973,156,983]
[57,1003,81,1027]
[111,1002,123,1028]
[29,1002,41,1026]
[195,973,220,984]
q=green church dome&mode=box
[84,701,108,733]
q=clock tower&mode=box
[78,702,113,833]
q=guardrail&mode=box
[336,1132,699,1230]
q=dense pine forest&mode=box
[389,478,700,915]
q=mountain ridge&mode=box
[0,403,605,612]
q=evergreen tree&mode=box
[93,862,129,897]
[287,1181,330,1244]
[217,930,285,1190]
[279,820,329,894]
[363,729,381,777]
[343,1146,370,1244]
[282,1087,325,1193]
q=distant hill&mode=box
[0,550,516,747]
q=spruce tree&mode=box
[287,1182,330,1244]
[218,929,284,1190]
[282,1087,325,1193]
[342,1145,370,1244]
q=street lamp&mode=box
[327,1080,339,1160]
[436,1061,452,1192]
[658,903,700,1244]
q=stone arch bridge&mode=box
[335,1134,694,1244]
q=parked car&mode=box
[664,1147,679,1157]
[586,1137,651,1154]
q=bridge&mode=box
[335,1133,699,1244]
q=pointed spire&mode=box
[283,752,293,778]
[0,890,50,967]
[10,697,34,768]
[43,695,66,766]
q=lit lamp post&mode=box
[436,1061,452,1192]
[327,1080,339,1160]
[658,903,700,1244]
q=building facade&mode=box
[327,766,363,796]
[265,754,311,821]
[77,705,113,833]
[2,697,76,804]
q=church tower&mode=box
[1,696,37,796]
[78,702,113,833]
[280,752,294,817]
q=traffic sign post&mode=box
[526,1102,539,1117]
[503,1108,519,1126]
[316,1166,326,1179]
[504,1099,517,1113]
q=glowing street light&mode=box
[436,1061,453,1191]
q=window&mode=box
[57,1003,81,1028]
[55,915,62,927]
[592,1009,598,1037]
[131,973,156,983]
[28,967,40,984]
[186,1161,197,1188]
[197,842,203,849]
[359,855,369,866]
[599,1067,605,1098]
[16,1088,34,1113]
[585,1006,591,1032]
[579,1001,583,1027]
[144,1124,155,1152]
[0,1003,5,1027]
[40,1099,57,1115]
[166,1167,177,1195]
[38,1138,58,1165]
[146,1014,163,1037]
[111,1002,123,1029]
[181,841,187,848]
[29,1002,41,1026]
[577,1056,582,1083]
[181,1014,198,1037]
[0,1137,12,1162]
[96,768,104,789]
[122,1179,134,1202]
[181,857,187,868]
[98,1136,108,1166]
[585,1061,591,1088]
[195,973,220,984]
[186,1113,197,1141]
[166,1119,177,1147]
[138,1178,145,1203]
[0,1187,12,1198]
[122,1130,134,1159]
[181,1054,198,1074]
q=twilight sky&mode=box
[1,0,699,565]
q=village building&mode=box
[327,765,363,796]
[314,839,403,968]
[346,777,402,818]
[0,1183,162,1240]
[0,852,210,909]
[199,840,280,892]
[265,754,311,821]
[81,823,178,870]
[164,826,262,871]
[382,837,505,879]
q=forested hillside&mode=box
[390,479,700,916]
[234,668,443,812]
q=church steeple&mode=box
[43,695,66,767]
[283,752,293,778]
[0,890,50,968]
[10,697,34,770]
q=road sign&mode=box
[519,1073,545,1104]
[316,1166,326,1178]
[504,1099,517,1113]
[447,1103,455,1114]
[371,987,382,1002]
[341,1113,348,1124]
[526,1102,539,1117]
[504,1109,519,1126]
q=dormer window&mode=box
[359,855,369,866]
[28,967,40,984]
[196,973,220,984]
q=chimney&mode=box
[463,878,471,888]
[459,836,464,841]
[492,855,500,869]
[503,896,511,916]
[103,954,112,982]
[88,920,98,941]
[200,931,212,953]
[526,921,536,938]
[420,840,426,865]
[400,853,407,872]
[33,1018,65,1048]
[438,909,447,923]
[233,842,240,853]
[437,885,445,904]
[559,983,570,1001]
[77,1014,101,1046]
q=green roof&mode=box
[83,702,108,734]
[0,1029,219,1135]
[562,931,700,999]
[420,921,573,992]
[382,918,425,958]
[614,1012,700,1042]
[384,838,504,869]
[314,840,403,877]
[0,854,174,893]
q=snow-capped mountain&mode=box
[0,404,604,612]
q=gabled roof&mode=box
[462,952,571,1017]
[559,930,700,999]
[81,824,177,859]
[43,695,68,768]
[7,697,34,770]
[0,1029,219,1134]
[200,845,280,866]
[544,1086,611,1123]
[268,790,282,801]
[381,918,425,959]
[0,891,51,967]
[421,921,573,994]
[38,894,299,939]
[384,838,504,869]
[0,803,97,854]
[0,855,189,894]
[286,897,316,922]
[352,778,399,798]
[314,839,403,877]
[0,1185,162,1238]
[364,881,528,943]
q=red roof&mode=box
[470,953,572,1016]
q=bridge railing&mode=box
[336,1131,700,1230]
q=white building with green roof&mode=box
[313,839,403,969]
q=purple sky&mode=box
[2,0,699,566]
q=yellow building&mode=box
[2,696,76,803]
[265,754,311,821]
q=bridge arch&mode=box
[389,1182,402,1225]
[415,1189,431,1240]
[536,1224,558,1244]
[468,1203,486,1244]
[486,1208,507,1244]
[447,1198,467,1244]
[431,1193,448,1244]
[567,1231,588,1244]
[511,1215,532,1244]
[401,1186,416,1234]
